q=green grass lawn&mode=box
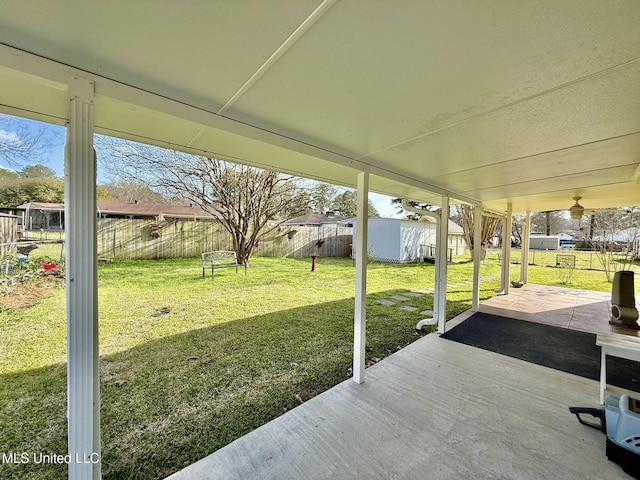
[0,252,620,479]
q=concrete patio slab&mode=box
[169,334,630,480]
[474,284,639,337]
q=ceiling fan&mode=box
[568,196,626,219]
[569,196,585,219]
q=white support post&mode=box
[521,212,531,284]
[472,205,483,311]
[65,76,100,480]
[352,171,369,384]
[501,203,513,295]
[436,196,449,333]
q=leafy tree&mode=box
[287,182,379,218]
[96,136,309,264]
[99,180,167,203]
[331,190,379,218]
[18,164,58,179]
[0,178,65,207]
[310,182,337,214]
[96,186,113,200]
[0,168,19,187]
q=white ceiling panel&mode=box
[483,181,640,215]
[0,65,67,125]
[94,94,364,188]
[1,1,640,214]
[468,164,637,203]
[432,135,640,196]
[0,1,324,113]
[95,96,208,149]
[223,1,640,157]
[365,60,640,181]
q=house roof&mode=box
[282,213,350,225]
[96,201,220,219]
[1,3,640,215]
[16,202,65,211]
[16,201,220,219]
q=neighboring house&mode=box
[418,216,467,257]
[12,200,222,230]
[346,217,465,263]
[14,202,64,230]
[281,212,350,227]
[591,227,640,253]
[96,200,221,221]
[592,227,640,244]
[557,232,573,242]
[556,232,575,247]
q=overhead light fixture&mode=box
[569,196,585,219]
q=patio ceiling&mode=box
[1,1,640,214]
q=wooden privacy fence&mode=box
[255,224,352,258]
[97,219,352,260]
[0,215,17,258]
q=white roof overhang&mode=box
[1,1,640,215]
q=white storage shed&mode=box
[529,235,560,250]
[349,218,436,263]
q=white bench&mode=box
[201,251,246,280]
[596,332,640,404]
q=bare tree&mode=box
[530,211,569,235]
[456,205,501,259]
[96,136,308,264]
[0,114,60,167]
[584,209,640,282]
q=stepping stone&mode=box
[399,306,418,312]
[420,310,434,316]
[391,295,410,301]
[377,299,396,306]
[405,292,424,297]
[416,290,433,294]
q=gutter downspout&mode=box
[401,199,442,331]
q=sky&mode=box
[0,114,401,217]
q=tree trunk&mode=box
[545,211,551,236]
